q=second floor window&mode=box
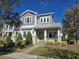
[27,16,32,23]
[44,18,46,22]
[40,17,50,23]
[41,18,43,22]
[47,18,49,22]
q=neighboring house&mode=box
[2,10,62,45]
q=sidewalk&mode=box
[3,53,54,59]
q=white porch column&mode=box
[13,25,15,30]
[8,25,10,30]
[32,30,37,45]
[2,32,4,37]
[7,32,9,36]
[44,29,47,41]
[58,29,61,41]
[21,31,24,37]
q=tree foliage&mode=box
[0,0,20,13]
[5,34,15,47]
[62,4,79,43]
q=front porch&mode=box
[32,28,62,45]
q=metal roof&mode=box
[34,23,62,29]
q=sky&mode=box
[14,0,78,22]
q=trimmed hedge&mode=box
[45,41,67,46]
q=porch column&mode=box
[32,30,37,45]
[2,32,4,37]
[7,32,9,36]
[44,29,47,41]
[58,29,61,41]
[8,25,10,30]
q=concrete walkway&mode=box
[22,45,42,54]
[3,45,54,59]
[3,53,54,59]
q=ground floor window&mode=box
[9,32,12,36]
[37,31,44,40]
[48,32,57,39]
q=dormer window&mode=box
[41,18,43,22]
[27,16,32,23]
[27,17,30,23]
[47,18,49,22]
[44,18,46,22]
[40,17,50,23]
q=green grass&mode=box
[30,47,79,59]
[15,44,32,53]
[0,56,15,59]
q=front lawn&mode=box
[15,44,32,53]
[29,47,79,59]
[0,56,15,59]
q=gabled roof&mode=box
[20,9,38,16]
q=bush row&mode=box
[45,41,67,46]
[0,31,32,52]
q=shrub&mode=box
[45,42,53,46]
[61,41,67,46]
[5,35,15,47]
[45,41,67,46]
[4,35,15,52]
[45,41,61,46]
[0,40,5,45]
[16,39,25,48]
[6,47,16,52]
[16,32,23,41]
[26,32,32,45]
[16,32,25,48]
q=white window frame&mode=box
[46,17,50,23]
[40,18,43,23]
[40,17,50,23]
[48,31,57,39]
[26,16,32,24]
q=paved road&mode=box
[3,53,54,59]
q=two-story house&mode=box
[2,10,62,45]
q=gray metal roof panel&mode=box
[34,23,62,29]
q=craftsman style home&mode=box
[2,10,62,45]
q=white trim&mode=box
[39,12,54,16]
[20,25,35,29]
[20,9,38,16]
[35,15,37,25]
